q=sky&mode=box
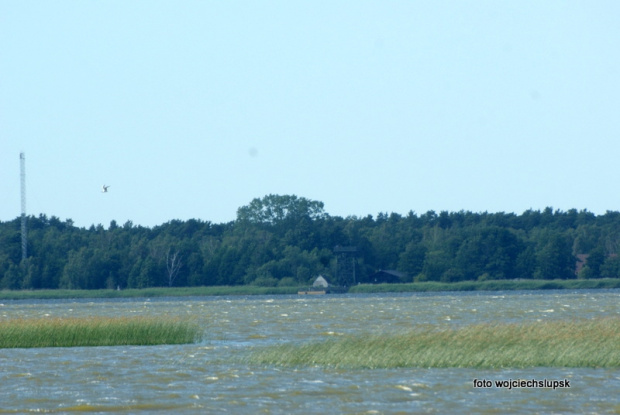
[1,1,619,229]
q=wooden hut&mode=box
[298,275,329,295]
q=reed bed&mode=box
[2,279,620,301]
[348,278,620,294]
[0,286,299,300]
[0,316,202,348]
[246,318,620,369]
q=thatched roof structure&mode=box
[312,275,329,288]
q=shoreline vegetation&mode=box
[5,202,620,292]
[1,278,620,301]
[0,316,202,348]
[245,318,620,369]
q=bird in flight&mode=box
[102,185,110,193]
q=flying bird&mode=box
[102,185,110,193]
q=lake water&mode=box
[1,290,620,414]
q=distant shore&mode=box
[1,278,619,301]
[347,278,620,294]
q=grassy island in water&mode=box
[0,316,202,348]
[246,318,620,369]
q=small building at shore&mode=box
[312,275,329,288]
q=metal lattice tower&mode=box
[334,246,357,287]
[20,152,27,260]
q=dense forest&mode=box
[1,194,620,290]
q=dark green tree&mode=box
[534,232,576,280]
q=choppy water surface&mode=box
[1,290,620,414]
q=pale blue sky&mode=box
[2,1,619,228]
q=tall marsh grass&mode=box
[246,318,620,369]
[348,278,620,294]
[2,279,620,301]
[0,285,299,300]
[0,316,202,348]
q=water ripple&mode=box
[1,290,619,413]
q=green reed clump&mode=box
[246,318,620,369]
[0,316,202,348]
[0,285,300,300]
[347,278,620,294]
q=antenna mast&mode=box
[20,152,27,260]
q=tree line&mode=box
[1,194,620,290]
